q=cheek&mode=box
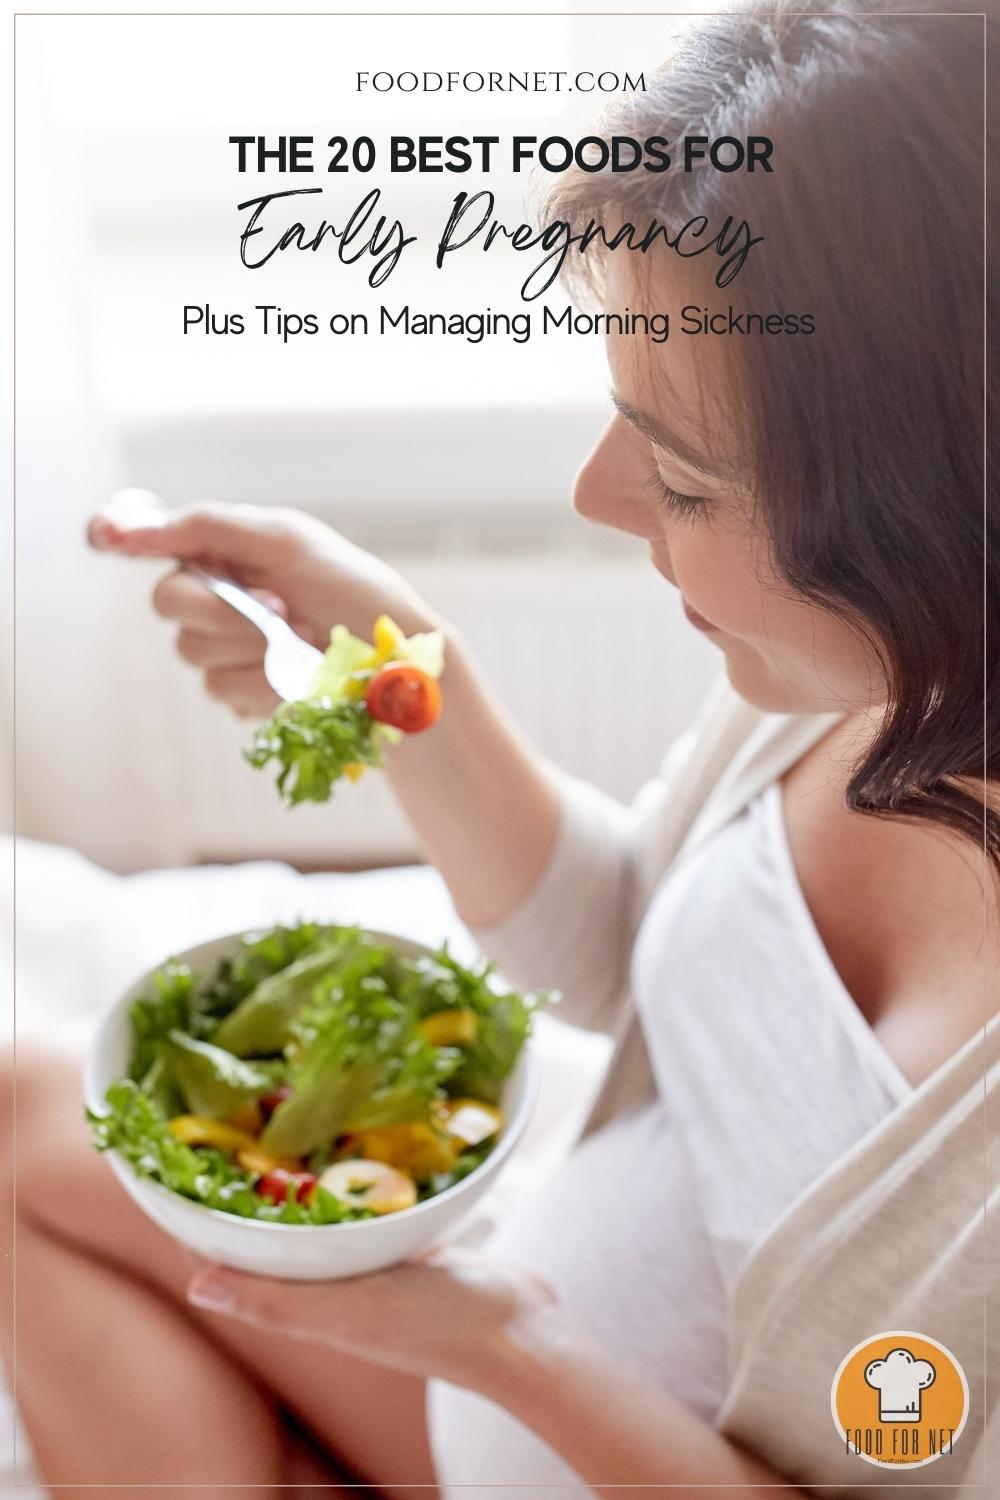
[667,519,766,634]
[673,526,884,706]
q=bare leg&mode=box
[1,1044,439,1496]
[10,1212,287,1494]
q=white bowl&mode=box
[84,927,536,1281]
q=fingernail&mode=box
[188,1272,237,1313]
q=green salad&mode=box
[89,924,546,1226]
[247,615,445,807]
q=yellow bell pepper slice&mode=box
[235,1145,303,1176]
[225,1100,263,1134]
[342,762,367,782]
[168,1115,259,1153]
[419,1008,479,1047]
[341,615,407,701]
[372,614,405,663]
[352,1122,460,1181]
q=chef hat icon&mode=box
[864,1347,936,1422]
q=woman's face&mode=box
[573,264,886,715]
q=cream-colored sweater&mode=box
[471,676,998,1495]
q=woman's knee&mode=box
[0,1043,12,1206]
[0,1042,12,1139]
[4,1038,81,1120]
[5,1043,90,1208]
[6,1042,190,1296]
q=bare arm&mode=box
[384,624,562,928]
[188,1252,806,1499]
[88,502,562,928]
[484,1303,804,1498]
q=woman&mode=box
[5,2,996,1494]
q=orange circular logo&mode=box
[831,1332,969,1469]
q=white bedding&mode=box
[3,837,609,1497]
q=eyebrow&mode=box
[610,391,722,480]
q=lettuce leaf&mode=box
[201,922,326,1017]
[212,930,367,1057]
[128,961,198,1082]
[164,1032,281,1118]
[246,618,443,807]
[136,1049,186,1120]
[89,1081,369,1224]
[306,624,377,701]
[421,1138,494,1200]
[245,699,390,806]
[446,990,536,1105]
[392,630,445,678]
[128,928,326,1112]
[261,957,461,1157]
[399,949,549,1105]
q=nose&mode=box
[572,415,663,540]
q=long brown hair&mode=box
[548,0,996,871]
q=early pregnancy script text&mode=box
[235,186,763,300]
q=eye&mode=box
[644,457,709,519]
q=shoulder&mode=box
[781,724,997,1088]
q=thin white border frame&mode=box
[8,5,991,1490]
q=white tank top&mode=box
[428,783,913,1495]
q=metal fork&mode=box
[183,564,323,702]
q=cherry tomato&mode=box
[259,1087,292,1122]
[255,1167,317,1205]
[365,663,442,734]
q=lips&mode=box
[650,549,719,635]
